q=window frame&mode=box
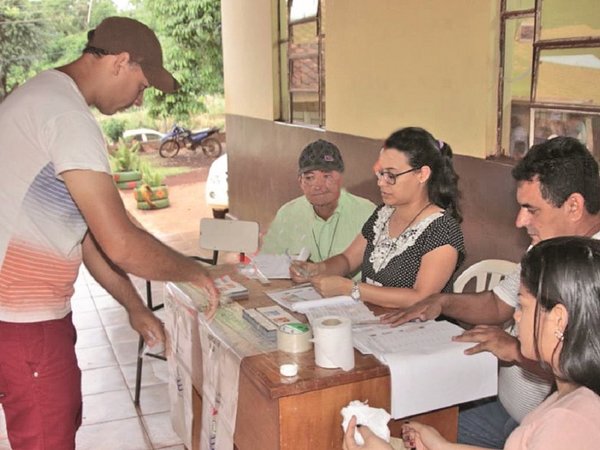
[277,0,325,128]
[496,0,600,156]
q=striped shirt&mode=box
[0,70,110,322]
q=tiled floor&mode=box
[0,229,204,450]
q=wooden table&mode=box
[183,265,458,450]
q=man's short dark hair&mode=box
[512,136,600,214]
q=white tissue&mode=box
[341,400,391,445]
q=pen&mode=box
[286,250,312,278]
[252,263,270,285]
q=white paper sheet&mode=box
[365,321,498,419]
[265,284,322,309]
[248,254,292,279]
[304,301,378,325]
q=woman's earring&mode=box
[554,329,564,341]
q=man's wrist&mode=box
[438,293,452,313]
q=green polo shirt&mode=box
[261,189,376,263]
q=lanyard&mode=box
[311,213,340,261]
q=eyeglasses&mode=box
[375,168,419,185]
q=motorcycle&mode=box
[159,125,222,158]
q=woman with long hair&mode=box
[344,236,600,449]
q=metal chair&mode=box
[133,218,259,405]
[453,259,518,293]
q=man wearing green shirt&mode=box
[261,140,375,265]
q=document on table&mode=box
[304,301,379,325]
[247,254,291,279]
[354,320,498,419]
[266,285,358,312]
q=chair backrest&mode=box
[199,218,259,254]
[453,259,518,293]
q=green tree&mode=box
[36,0,117,69]
[0,0,47,99]
[139,0,223,122]
[0,0,118,99]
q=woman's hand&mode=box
[343,416,393,450]
[311,275,351,297]
[401,421,449,450]
[289,261,320,283]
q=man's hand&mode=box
[381,294,445,326]
[193,272,220,320]
[452,325,521,362]
[343,416,392,450]
[311,275,350,297]
[128,306,165,347]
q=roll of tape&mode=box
[277,322,312,353]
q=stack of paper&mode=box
[214,275,249,300]
[265,285,323,310]
[242,305,297,339]
[354,320,498,419]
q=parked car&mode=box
[205,154,228,217]
[123,128,165,150]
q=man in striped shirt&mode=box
[0,17,218,450]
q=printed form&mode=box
[354,321,498,419]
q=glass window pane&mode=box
[291,22,317,45]
[531,109,600,161]
[290,56,319,91]
[506,0,534,12]
[536,47,600,107]
[290,0,319,23]
[291,91,320,126]
[289,22,319,92]
[501,18,534,158]
[540,0,600,40]
[506,18,534,100]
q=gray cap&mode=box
[298,140,344,174]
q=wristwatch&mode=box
[350,281,361,302]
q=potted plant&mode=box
[134,162,170,210]
[110,139,142,190]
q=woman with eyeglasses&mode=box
[291,126,464,308]
[344,236,600,450]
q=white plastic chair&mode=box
[453,259,518,293]
[197,218,259,264]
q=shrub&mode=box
[102,118,126,143]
